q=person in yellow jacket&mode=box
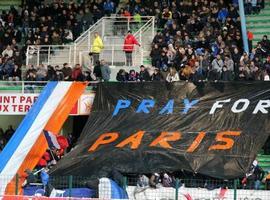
[91,32,104,65]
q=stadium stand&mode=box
[0,0,269,83]
[1,1,270,198]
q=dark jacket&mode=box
[139,70,150,81]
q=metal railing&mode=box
[0,81,97,93]
[79,44,143,67]
[26,44,143,68]
[26,16,155,69]
[1,175,270,199]
[26,45,74,67]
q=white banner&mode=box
[127,186,270,200]
[0,93,95,115]
[0,94,38,114]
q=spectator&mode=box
[210,54,224,80]
[91,32,104,65]
[116,69,128,82]
[150,44,161,68]
[247,31,254,52]
[100,60,111,82]
[62,63,72,81]
[166,67,180,82]
[4,59,15,80]
[103,0,115,16]
[180,65,194,80]
[55,66,64,81]
[63,29,73,43]
[36,64,47,81]
[138,65,150,81]
[149,173,161,188]
[93,60,102,80]
[223,55,234,80]
[263,70,270,81]
[4,125,15,142]
[151,68,164,81]
[133,175,149,198]
[162,173,174,187]
[260,35,270,54]
[128,69,139,82]
[9,64,21,81]
[72,64,84,81]
[47,65,56,81]
[123,31,140,66]
[22,169,38,188]
[2,45,13,58]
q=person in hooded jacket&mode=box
[123,30,140,66]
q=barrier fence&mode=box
[0,81,97,93]
[1,175,270,199]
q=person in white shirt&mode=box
[2,45,13,58]
[166,67,180,82]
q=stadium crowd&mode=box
[0,0,118,82]
[0,0,269,82]
[145,0,270,82]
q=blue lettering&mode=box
[113,100,131,116]
[136,99,155,114]
[159,99,174,115]
[182,99,199,114]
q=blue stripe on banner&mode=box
[0,82,58,173]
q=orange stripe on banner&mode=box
[5,82,88,195]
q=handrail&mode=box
[133,16,155,38]
[28,45,74,47]
[28,44,133,48]
[75,17,104,44]
[26,16,155,68]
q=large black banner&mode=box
[51,82,270,179]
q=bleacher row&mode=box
[0,0,269,83]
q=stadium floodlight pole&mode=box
[238,0,249,54]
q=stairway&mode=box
[0,0,21,10]
[257,154,270,173]
[246,1,270,46]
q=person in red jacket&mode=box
[123,31,140,66]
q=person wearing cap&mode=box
[123,31,140,66]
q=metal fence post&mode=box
[68,175,73,197]
[175,178,179,200]
[48,46,50,65]
[15,174,19,195]
[234,179,237,200]
[37,48,40,66]
[123,176,127,190]
[152,16,155,39]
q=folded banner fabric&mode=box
[0,82,88,195]
[51,82,270,179]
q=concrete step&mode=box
[247,18,270,23]
[0,0,20,10]
[248,28,270,33]
[252,30,270,35]
[247,13,270,17]
[247,24,270,29]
